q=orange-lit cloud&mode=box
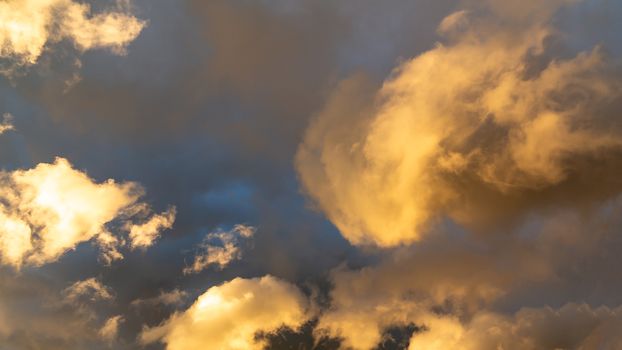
[140,275,311,350]
[99,315,124,342]
[0,157,175,268]
[408,303,622,350]
[62,278,114,304]
[296,2,622,247]
[294,1,622,348]
[128,206,176,250]
[313,192,622,349]
[183,224,256,274]
[131,289,188,308]
[0,0,145,76]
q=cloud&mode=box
[128,206,176,250]
[131,289,188,308]
[99,315,124,342]
[0,272,112,349]
[140,275,311,350]
[0,0,145,77]
[1,0,621,348]
[313,191,622,349]
[296,1,622,247]
[0,157,175,268]
[437,10,469,35]
[0,113,14,134]
[290,3,622,348]
[63,278,114,305]
[183,224,256,274]
[408,303,622,350]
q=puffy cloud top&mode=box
[296,4,622,247]
[0,157,175,267]
[140,275,311,350]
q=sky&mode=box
[1,0,622,349]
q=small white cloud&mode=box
[128,206,176,250]
[183,224,256,275]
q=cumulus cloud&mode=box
[291,1,622,348]
[183,224,255,274]
[313,192,622,349]
[0,0,145,76]
[0,157,175,268]
[296,0,622,247]
[140,275,311,350]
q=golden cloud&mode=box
[140,275,311,350]
[183,224,256,275]
[408,303,622,350]
[296,3,622,247]
[128,206,176,250]
[0,157,175,268]
[0,0,145,76]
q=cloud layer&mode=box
[1,0,622,349]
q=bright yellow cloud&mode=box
[183,224,256,275]
[0,0,145,75]
[0,157,175,268]
[128,207,176,250]
[140,276,311,350]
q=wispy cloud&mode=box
[183,224,255,275]
[0,113,14,135]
